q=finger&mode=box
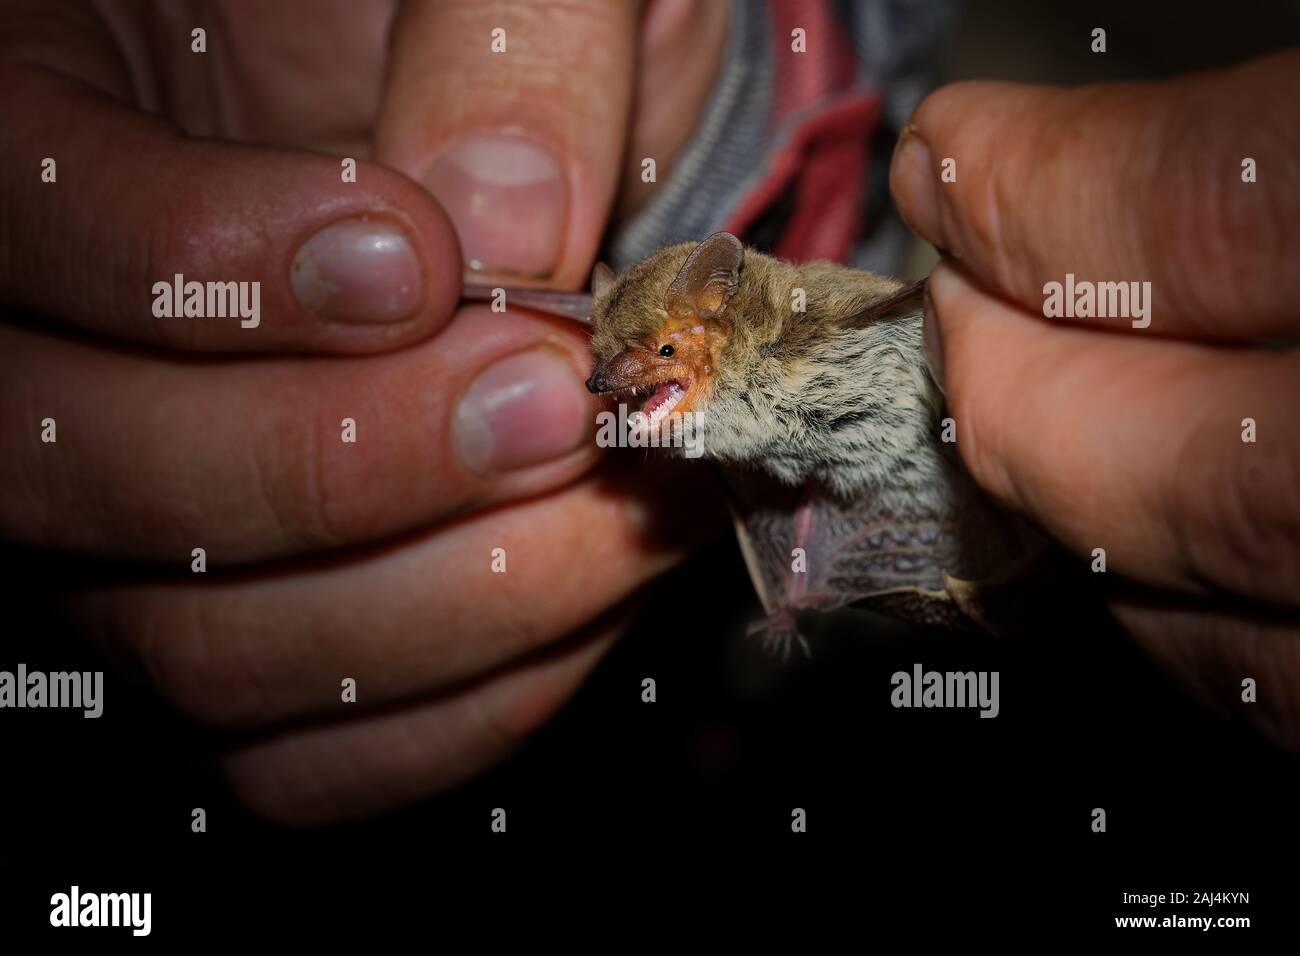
[222,621,618,825]
[0,63,460,352]
[928,261,1300,606]
[375,0,637,288]
[890,50,1300,340]
[1110,597,1300,755]
[67,461,719,727]
[0,306,603,561]
[612,0,730,222]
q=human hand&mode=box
[0,0,726,823]
[890,50,1300,749]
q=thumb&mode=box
[889,49,1300,341]
[375,0,638,288]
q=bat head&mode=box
[585,232,742,437]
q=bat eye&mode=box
[659,344,675,357]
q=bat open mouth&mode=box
[587,360,699,438]
[628,377,692,436]
[641,378,686,418]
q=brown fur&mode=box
[590,240,955,519]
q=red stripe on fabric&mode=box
[775,128,865,262]
[723,93,881,263]
[767,0,858,124]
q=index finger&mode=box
[928,261,1300,608]
[0,63,461,354]
[374,0,637,290]
[889,50,1300,340]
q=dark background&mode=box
[5,0,1300,941]
[5,530,1296,936]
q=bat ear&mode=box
[591,261,616,300]
[664,231,743,321]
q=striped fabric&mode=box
[606,0,955,273]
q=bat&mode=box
[466,233,1048,655]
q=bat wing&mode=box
[839,278,928,328]
[719,464,1043,653]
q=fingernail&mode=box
[423,134,567,279]
[890,124,943,247]
[291,217,422,323]
[455,349,591,474]
[922,287,945,395]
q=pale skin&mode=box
[0,0,728,825]
[891,50,1300,751]
[3,2,1296,827]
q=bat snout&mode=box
[585,352,646,395]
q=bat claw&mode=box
[746,611,812,661]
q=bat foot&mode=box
[746,611,812,661]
